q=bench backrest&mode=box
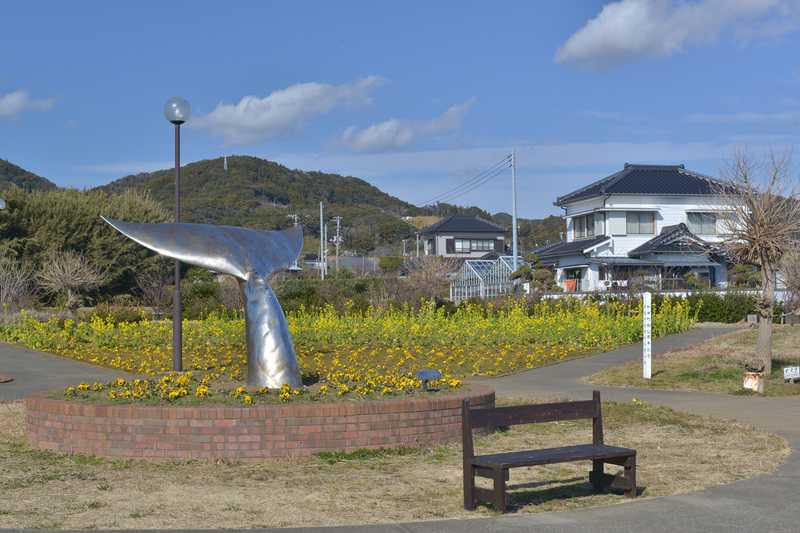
[462,391,604,460]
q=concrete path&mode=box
[3,327,799,532]
[0,342,130,401]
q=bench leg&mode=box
[590,460,605,491]
[492,468,507,513]
[624,455,637,498]
[463,464,476,510]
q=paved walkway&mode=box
[257,326,800,533]
[2,327,799,532]
[0,342,131,401]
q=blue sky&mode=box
[2,0,800,217]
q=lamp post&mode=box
[164,96,191,372]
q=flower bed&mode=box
[25,384,495,460]
[1,298,695,384]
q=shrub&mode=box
[685,292,756,323]
[378,256,403,273]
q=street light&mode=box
[164,96,191,372]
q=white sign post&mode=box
[642,292,652,380]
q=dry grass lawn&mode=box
[587,325,800,396]
[0,399,788,529]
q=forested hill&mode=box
[95,156,428,251]
[3,155,565,253]
[0,159,57,191]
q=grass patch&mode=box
[0,398,788,528]
[587,325,800,396]
[316,447,420,464]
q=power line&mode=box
[419,155,511,206]
[433,165,509,205]
[420,155,511,206]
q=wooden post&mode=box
[591,390,604,489]
[461,399,476,510]
[642,291,652,379]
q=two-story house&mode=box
[420,215,506,258]
[537,163,731,292]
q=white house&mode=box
[420,215,506,258]
[537,163,733,292]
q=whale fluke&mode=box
[102,217,302,279]
[102,217,304,388]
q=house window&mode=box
[626,212,655,234]
[573,214,595,239]
[688,212,717,235]
[453,239,496,253]
[471,239,495,251]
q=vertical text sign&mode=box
[643,291,652,379]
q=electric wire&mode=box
[419,155,511,206]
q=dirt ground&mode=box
[588,325,800,396]
[0,399,788,529]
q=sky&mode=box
[2,0,800,218]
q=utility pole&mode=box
[415,232,420,257]
[511,149,519,271]
[319,202,325,280]
[324,223,329,277]
[288,214,300,271]
[333,215,343,271]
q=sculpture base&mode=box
[25,385,494,461]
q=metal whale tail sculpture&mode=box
[102,217,303,389]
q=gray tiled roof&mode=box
[420,215,505,235]
[535,235,610,259]
[555,164,724,206]
[628,223,712,256]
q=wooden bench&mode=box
[462,390,636,512]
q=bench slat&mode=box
[469,400,597,428]
[471,444,634,469]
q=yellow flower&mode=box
[242,394,253,405]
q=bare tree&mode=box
[37,251,107,310]
[717,151,800,374]
[217,274,244,311]
[404,256,460,301]
[134,263,172,313]
[0,257,34,313]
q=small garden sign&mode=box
[784,366,800,383]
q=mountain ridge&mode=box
[0,159,57,191]
[3,156,565,251]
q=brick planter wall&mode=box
[25,385,494,460]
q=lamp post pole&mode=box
[164,96,191,372]
[173,122,183,371]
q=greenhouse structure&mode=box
[449,256,527,302]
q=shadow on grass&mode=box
[480,478,645,512]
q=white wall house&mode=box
[537,164,734,292]
[420,215,506,259]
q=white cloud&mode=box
[277,140,750,181]
[194,76,384,145]
[0,90,55,119]
[687,110,800,123]
[555,0,800,69]
[275,139,764,216]
[339,99,476,152]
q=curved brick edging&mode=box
[24,385,494,460]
